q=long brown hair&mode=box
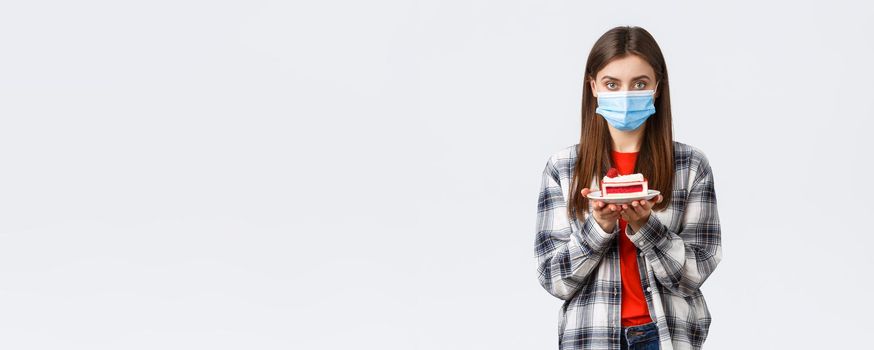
[568,26,675,223]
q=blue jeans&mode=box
[620,321,660,350]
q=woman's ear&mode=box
[653,82,660,99]
[590,79,598,98]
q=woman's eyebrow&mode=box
[600,75,652,81]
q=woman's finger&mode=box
[646,198,658,210]
[632,202,647,216]
[625,204,638,218]
[631,200,648,213]
[590,200,608,215]
[621,210,635,222]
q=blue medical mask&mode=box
[595,89,656,131]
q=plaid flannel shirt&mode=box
[535,140,722,350]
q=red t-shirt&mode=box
[611,149,653,327]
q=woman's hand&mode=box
[580,188,623,233]
[619,195,664,233]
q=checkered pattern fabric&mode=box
[535,141,722,350]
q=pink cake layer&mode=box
[601,179,648,196]
[605,185,644,194]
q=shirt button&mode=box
[646,287,652,292]
[639,252,644,257]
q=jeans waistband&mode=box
[622,321,658,341]
[622,321,657,331]
[621,321,660,348]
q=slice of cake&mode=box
[600,167,648,198]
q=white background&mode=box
[1,1,872,349]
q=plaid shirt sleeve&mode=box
[625,150,723,298]
[535,155,620,301]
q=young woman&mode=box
[535,26,722,350]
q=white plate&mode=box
[586,189,660,204]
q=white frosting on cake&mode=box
[602,173,644,182]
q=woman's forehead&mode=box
[596,55,655,80]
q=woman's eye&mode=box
[606,82,617,89]
[634,81,646,89]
